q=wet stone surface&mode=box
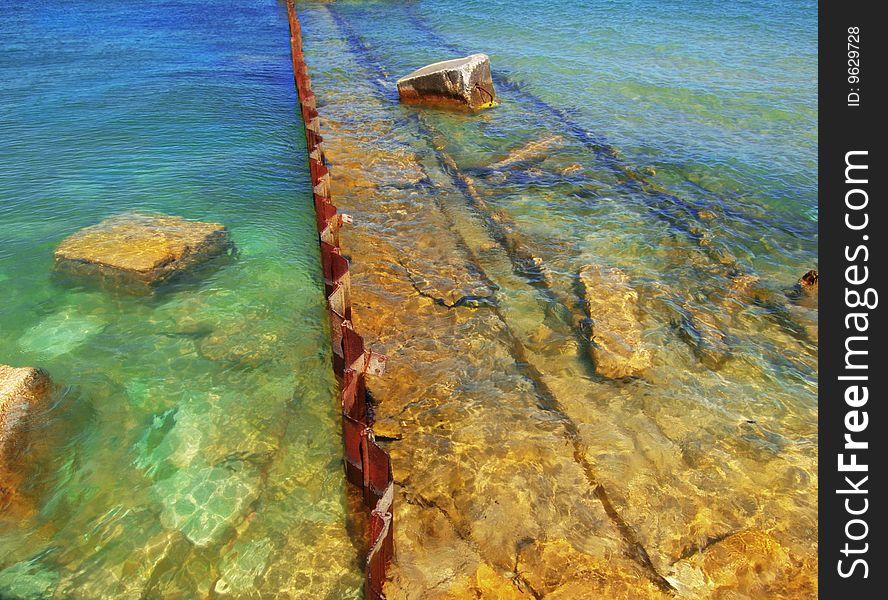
[0,365,51,455]
[397,54,497,110]
[579,265,653,379]
[54,213,232,291]
[1,365,52,508]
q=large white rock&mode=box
[397,53,497,110]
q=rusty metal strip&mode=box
[285,2,394,597]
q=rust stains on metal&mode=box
[285,2,394,598]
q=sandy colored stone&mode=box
[579,265,652,378]
[667,529,815,599]
[397,54,496,110]
[1,364,52,506]
[1,365,51,460]
[54,213,231,289]
[487,135,564,171]
[517,538,672,599]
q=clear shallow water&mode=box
[415,0,818,219]
[296,0,817,597]
[0,1,362,598]
[337,0,817,268]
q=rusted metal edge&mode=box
[285,2,394,598]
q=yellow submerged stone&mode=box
[54,213,231,289]
[579,264,653,379]
[1,364,52,509]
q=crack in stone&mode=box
[400,483,475,545]
[512,541,545,599]
[495,310,675,592]
[395,255,496,310]
[671,529,739,565]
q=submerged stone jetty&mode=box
[396,53,496,110]
[289,3,820,597]
[54,213,231,290]
[1,364,52,505]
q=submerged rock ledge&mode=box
[298,3,818,597]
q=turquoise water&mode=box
[0,1,362,598]
[414,0,817,220]
[334,0,817,245]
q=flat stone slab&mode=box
[54,213,231,289]
[579,265,652,379]
[1,364,52,502]
[397,53,496,110]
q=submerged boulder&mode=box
[1,364,52,505]
[54,213,231,291]
[579,265,652,378]
[397,54,497,110]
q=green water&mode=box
[0,0,362,598]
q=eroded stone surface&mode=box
[54,213,231,289]
[579,265,652,378]
[1,364,52,506]
[667,529,816,599]
[397,54,496,110]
